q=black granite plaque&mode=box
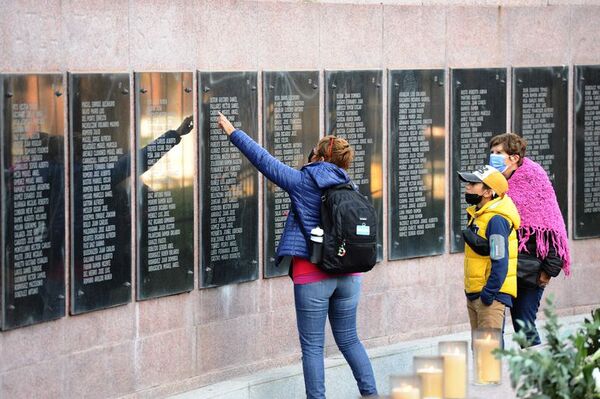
[1,74,65,330]
[263,71,320,278]
[574,65,600,238]
[135,72,194,299]
[325,70,384,260]
[451,68,507,253]
[388,70,446,260]
[70,73,131,314]
[199,72,258,287]
[512,67,568,226]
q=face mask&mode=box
[489,153,508,173]
[465,193,483,205]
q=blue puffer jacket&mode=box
[229,129,350,263]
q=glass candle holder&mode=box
[472,328,502,385]
[413,356,444,399]
[390,374,421,399]
[439,341,468,399]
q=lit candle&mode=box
[474,334,501,384]
[416,366,443,399]
[391,384,420,399]
[442,349,467,398]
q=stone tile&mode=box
[137,293,194,337]
[61,0,129,70]
[446,6,508,67]
[319,3,384,69]
[499,0,548,4]
[424,0,500,4]
[549,0,597,4]
[0,318,64,372]
[194,0,259,70]
[257,2,320,69]
[259,277,295,312]
[256,310,299,360]
[129,0,197,70]
[0,0,63,71]
[571,6,600,64]
[136,328,195,390]
[552,264,600,309]
[65,342,134,399]
[196,282,259,324]
[505,6,571,65]
[384,255,449,290]
[196,314,261,374]
[442,253,466,283]
[571,240,600,264]
[64,304,135,354]
[385,286,450,335]
[357,293,387,340]
[361,264,393,294]
[446,283,471,325]
[1,358,64,399]
[383,5,446,68]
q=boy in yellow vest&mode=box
[458,165,521,330]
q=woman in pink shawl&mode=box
[488,133,570,347]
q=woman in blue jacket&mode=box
[217,113,377,399]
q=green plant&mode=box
[496,295,600,399]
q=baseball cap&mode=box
[457,164,508,197]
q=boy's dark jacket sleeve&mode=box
[480,215,511,305]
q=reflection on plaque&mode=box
[199,71,258,287]
[574,66,600,238]
[263,71,320,278]
[135,72,194,299]
[70,73,131,314]
[388,70,445,260]
[325,70,383,260]
[512,67,568,226]
[1,74,65,330]
[450,68,507,253]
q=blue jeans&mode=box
[510,282,545,347]
[294,276,377,399]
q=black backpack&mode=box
[317,183,378,273]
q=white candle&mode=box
[416,367,443,399]
[474,334,501,384]
[442,349,467,398]
[391,384,420,399]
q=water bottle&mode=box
[310,226,324,264]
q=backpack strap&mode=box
[321,183,354,202]
[293,181,355,243]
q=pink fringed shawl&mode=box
[507,157,571,275]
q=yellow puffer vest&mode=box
[464,195,521,297]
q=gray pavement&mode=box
[170,313,589,399]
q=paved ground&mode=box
[170,313,589,399]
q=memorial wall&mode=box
[1,66,597,327]
[1,74,65,329]
[199,71,259,287]
[2,2,600,398]
[135,72,195,300]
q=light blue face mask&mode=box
[489,153,508,173]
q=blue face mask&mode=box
[489,153,508,173]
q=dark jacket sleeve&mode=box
[481,215,511,305]
[111,130,181,185]
[138,130,181,174]
[541,244,563,277]
[229,129,302,192]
